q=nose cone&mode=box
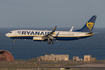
[5,33,10,37]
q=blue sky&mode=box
[0,0,105,28]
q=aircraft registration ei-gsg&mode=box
[6,15,97,44]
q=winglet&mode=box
[52,26,57,34]
[70,26,74,32]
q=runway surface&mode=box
[64,63,105,68]
[0,63,105,68]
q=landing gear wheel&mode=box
[50,42,54,44]
[47,41,54,44]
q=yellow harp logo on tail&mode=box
[87,22,94,30]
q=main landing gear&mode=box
[47,38,54,44]
[47,41,54,44]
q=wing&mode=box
[43,26,57,40]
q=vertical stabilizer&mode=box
[75,15,97,32]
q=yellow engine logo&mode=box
[87,22,94,30]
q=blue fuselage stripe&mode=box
[10,36,92,40]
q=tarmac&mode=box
[63,63,105,68]
[0,63,105,70]
[0,63,105,68]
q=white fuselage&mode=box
[5,30,93,41]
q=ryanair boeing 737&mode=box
[6,15,97,44]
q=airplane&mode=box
[5,15,97,44]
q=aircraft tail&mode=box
[75,15,97,32]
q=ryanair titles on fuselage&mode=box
[17,31,50,35]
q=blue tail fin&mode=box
[75,15,97,32]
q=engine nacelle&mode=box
[33,37,43,41]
